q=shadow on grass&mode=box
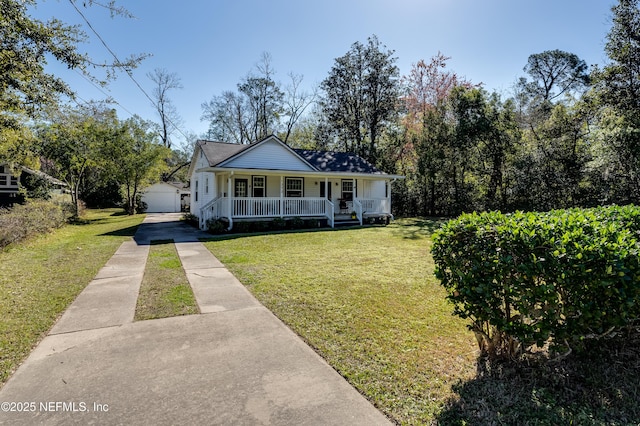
[149,239,173,245]
[69,209,129,226]
[437,336,640,425]
[199,218,449,242]
[99,224,141,238]
[199,224,363,242]
[389,217,449,239]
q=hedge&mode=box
[206,217,326,234]
[0,200,74,250]
[432,205,640,359]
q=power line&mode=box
[73,69,137,117]
[67,0,191,144]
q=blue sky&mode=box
[30,0,616,143]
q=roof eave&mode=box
[197,166,404,179]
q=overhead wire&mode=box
[72,69,137,117]
[67,0,191,144]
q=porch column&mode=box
[354,178,361,225]
[324,176,330,220]
[386,180,391,214]
[324,177,329,199]
[279,175,284,218]
[227,173,233,217]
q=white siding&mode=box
[304,178,319,197]
[266,175,280,197]
[362,180,386,198]
[190,174,199,213]
[190,149,213,215]
[217,174,226,197]
[192,149,209,175]
[221,139,313,171]
[200,172,215,206]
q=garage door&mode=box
[143,192,178,213]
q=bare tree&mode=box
[282,72,316,143]
[201,90,250,143]
[202,52,311,145]
[148,68,183,148]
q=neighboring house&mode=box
[141,182,191,213]
[188,135,403,230]
[0,164,69,207]
[0,164,19,206]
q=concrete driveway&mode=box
[0,214,391,425]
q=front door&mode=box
[320,181,332,200]
[234,179,248,197]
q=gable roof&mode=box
[144,182,189,192]
[191,135,398,177]
[197,140,250,167]
[217,136,315,171]
[21,167,67,187]
[292,149,382,174]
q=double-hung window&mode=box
[285,177,303,198]
[252,176,265,197]
[341,180,354,201]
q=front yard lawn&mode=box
[203,219,478,424]
[204,219,640,425]
[0,209,144,387]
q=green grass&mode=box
[203,219,477,424]
[203,218,640,425]
[134,241,199,321]
[0,209,144,387]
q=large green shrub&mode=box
[206,218,227,234]
[432,205,640,359]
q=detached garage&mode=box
[141,182,190,213]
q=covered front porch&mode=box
[197,171,392,230]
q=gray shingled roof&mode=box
[197,140,251,166]
[292,149,383,174]
[21,167,68,187]
[197,139,383,174]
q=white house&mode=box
[0,164,19,206]
[188,135,403,230]
[141,182,190,213]
[0,163,69,206]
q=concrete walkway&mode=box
[0,214,390,425]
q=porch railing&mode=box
[200,196,388,230]
[281,198,327,217]
[228,197,331,218]
[200,196,226,229]
[325,199,335,228]
[200,197,334,228]
[234,197,281,217]
[353,199,363,225]
[359,198,390,214]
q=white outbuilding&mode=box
[141,182,190,213]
